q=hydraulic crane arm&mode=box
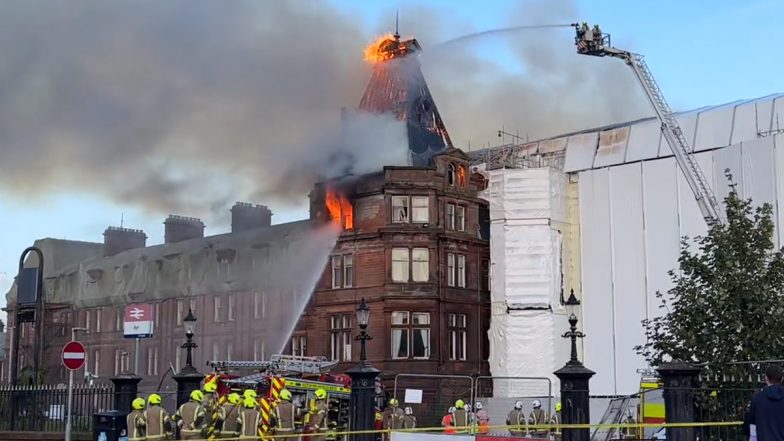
[572,24,725,226]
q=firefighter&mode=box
[173,390,207,440]
[550,402,562,441]
[383,398,405,435]
[309,388,329,441]
[507,400,526,437]
[442,407,456,434]
[144,393,171,440]
[528,400,548,439]
[475,401,490,434]
[203,380,220,438]
[127,397,147,441]
[237,396,263,440]
[402,407,416,429]
[452,400,469,433]
[218,393,242,439]
[272,389,299,440]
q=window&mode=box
[227,343,233,361]
[155,303,160,325]
[330,315,352,362]
[147,347,159,376]
[447,254,455,287]
[228,296,235,322]
[412,196,429,223]
[115,349,122,375]
[95,308,102,333]
[391,248,410,282]
[449,313,467,361]
[93,350,100,377]
[411,248,429,282]
[291,336,307,357]
[391,196,409,223]
[254,339,265,361]
[85,310,91,332]
[344,255,353,288]
[116,307,122,332]
[177,300,184,326]
[212,342,220,361]
[448,163,456,186]
[446,204,455,230]
[457,255,466,288]
[331,256,342,289]
[175,347,181,372]
[391,312,430,359]
[254,292,266,319]
[214,297,222,323]
[456,206,465,231]
[457,165,466,187]
[190,299,197,316]
[481,260,490,291]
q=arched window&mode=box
[448,163,456,186]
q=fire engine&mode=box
[206,354,352,438]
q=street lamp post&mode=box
[347,298,379,441]
[554,290,595,441]
[173,309,203,408]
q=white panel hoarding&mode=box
[742,137,777,245]
[714,143,743,202]
[694,105,734,152]
[594,128,630,168]
[641,159,680,321]
[625,119,662,163]
[731,101,760,144]
[677,152,713,241]
[775,135,784,249]
[564,133,598,173]
[608,163,647,393]
[578,169,616,394]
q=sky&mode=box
[1,0,782,317]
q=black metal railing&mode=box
[0,384,114,432]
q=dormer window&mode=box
[448,162,466,187]
[448,163,456,186]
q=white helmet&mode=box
[405,407,413,415]
[514,401,523,410]
[464,404,471,411]
[449,406,457,413]
[532,399,542,409]
[475,402,483,410]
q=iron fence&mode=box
[0,383,114,432]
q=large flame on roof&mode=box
[364,33,398,63]
[326,188,353,230]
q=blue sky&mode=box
[1,0,781,317]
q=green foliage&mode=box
[635,174,784,381]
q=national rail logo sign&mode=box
[124,304,154,338]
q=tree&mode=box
[636,174,784,381]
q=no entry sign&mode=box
[62,341,86,371]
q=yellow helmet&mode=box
[190,390,204,402]
[243,397,257,409]
[315,389,327,400]
[389,398,399,407]
[280,389,292,401]
[455,399,465,409]
[203,381,217,393]
[148,393,162,405]
[228,393,241,405]
[132,397,146,410]
[555,402,562,412]
[243,389,257,400]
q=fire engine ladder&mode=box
[591,396,632,441]
[573,24,725,226]
[207,354,338,375]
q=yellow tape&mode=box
[175,421,744,440]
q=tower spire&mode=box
[394,10,400,39]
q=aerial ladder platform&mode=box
[207,354,338,375]
[572,23,725,226]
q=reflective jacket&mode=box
[143,405,170,439]
[126,409,147,441]
[237,408,262,439]
[174,401,206,437]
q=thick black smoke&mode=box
[0,0,647,220]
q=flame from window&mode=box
[457,165,467,187]
[326,189,353,230]
[363,33,397,63]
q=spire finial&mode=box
[394,9,400,39]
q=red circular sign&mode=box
[62,341,86,371]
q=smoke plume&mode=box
[0,0,648,220]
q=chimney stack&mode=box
[231,202,272,233]
[164,215,205,244]
[103,226,147,257]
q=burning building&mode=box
[3,29,490,418]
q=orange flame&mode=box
[457,165,467,187]
[326,189,354,230]
[364,33,397,63]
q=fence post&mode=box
[657,362,702,441]
[111,373,142,415]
